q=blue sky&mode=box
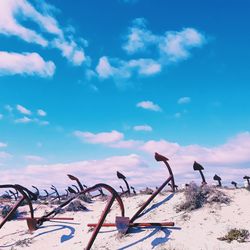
[0,0,250,189]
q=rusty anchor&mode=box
[67,174,84,191]
[213,174,222,187]
[130,186,136,195]
[193,161,207,185]
[243,176,250,186]
[0,184,37,230]
[37,183,123,250]
[231,181,237,188]
[50,185,61,202]
[130,152,175,222]
[88,152,175,237]
[117,171,130,196]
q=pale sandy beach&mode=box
[1,187,249,250]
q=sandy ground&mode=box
[0,188,250,250]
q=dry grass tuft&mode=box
[176,182,230,212]
[218,228,250,243]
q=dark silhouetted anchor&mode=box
[243,176,250,186]
[213,174,222,187]
[193,161,207,185]
[130,186,136,195]
[231,181,237,188]
[117,171,130,195]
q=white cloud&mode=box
[0,0,88,66]
[12,113,49,125]
[160,28,205,62]
[0,0,48,46]
[178,97,191,104]
[95,56,161,81]
[52,39,86,66]
[39,120,49,126]
[74,130,124,144]
[110,139,142,149]
[0,151,12,159]
[0,142,7,148]
[122,18,157,54]
[24,155,45,162]
[0,114,3,119]
[96,56,115,78]
[37,109,47,117]
[140,132,250,168]
[16,104,31,115]
[1,143,249,190]
[136,101,162,111]
[133,125,152,131]
[95,19,205,84]
[1,131,250,189]
[128,59,161,75]
[0,154,157,189]
[123,19,205,62]
[0,52,55,77]
[14,116,32,124]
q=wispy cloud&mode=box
[37,109,47,117]
[14,116,32,124]
[96,56,161,81]
[0,0,88,78]
[133,125,153,131]
[95,18,205,85]
[178,97,191,104]
[140,132,250,167]
[123,18,206,62]
[24,155,45,162]
[72,127,250,184]
[0,151,12,159]
[122,18,157,54]
[110,139,142,149]
[0,52,55,77]
[74,129,142,149]
[96,56,115,78]
[1,139,250,190]
[0,154,155,189]
[74,130,124,144]
[0,114,3,120]
[0,142,7,148]
[7,105,50,125]
[16,104,32,115]
[136,101,162,112]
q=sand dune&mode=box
[0,187,250,250]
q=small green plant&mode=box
[218,228,249,243]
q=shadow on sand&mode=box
[118,192,179,249]
[138,192,175,218]
[118,226,181,250]
[0,222,77,248]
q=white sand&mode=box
[0,188,250,250]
